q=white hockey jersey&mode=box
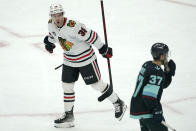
[47,17,104,67]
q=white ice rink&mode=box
[1,0,196,130]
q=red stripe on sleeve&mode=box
[89,32,96,44]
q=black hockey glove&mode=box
[98,44,113,58]
[168,59,176,76]
[152,108,163,124]
[165,59,176,76]
[44,36,56,53]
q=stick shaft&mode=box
[162,121,176,131]
[100,0,113,88]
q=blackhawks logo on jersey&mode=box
[58,37,73,51]
[67,20,76,27]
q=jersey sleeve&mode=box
[70,21,104,49]
[47,22,56,44]
[142,67,164,111]
[48,32,56,43]
[163,72,172,89]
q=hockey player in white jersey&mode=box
[43,3,127,128]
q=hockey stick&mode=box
[55,64,63,70]
[100,0,113,89]
[162,121,176,131]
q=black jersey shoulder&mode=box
[142,61,164,76]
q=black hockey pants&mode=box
[139,118,168,131]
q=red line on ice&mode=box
[32,42,46,52]
[32,42,57,55]
[0,26,44,38]
[0,41,9,48]
[161,0,196,8]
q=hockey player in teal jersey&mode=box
[130,43,176,131]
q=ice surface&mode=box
[0,0,196,130]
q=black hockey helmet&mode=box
[151,43,169,60]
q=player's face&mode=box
[51,13,64,27]
[160,53,169,65]
[164,53,169,64]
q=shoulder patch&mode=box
[48,19,52,24]
[155,66,160,70]
[67,20,76,27]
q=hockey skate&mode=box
[113,98,127,121]
[54,109,75,128]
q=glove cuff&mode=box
[99,44,108,55]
